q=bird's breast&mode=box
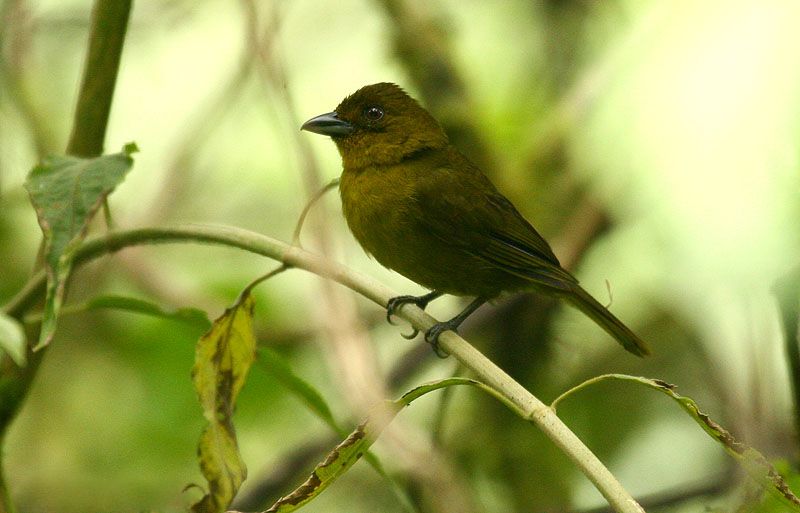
[338,163,514,296]
[339,165,415,262]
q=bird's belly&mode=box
[340,169,523,297]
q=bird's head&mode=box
[301,82,448,169]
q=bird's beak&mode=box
[301,111,354,136]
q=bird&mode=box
[301,82,649,357]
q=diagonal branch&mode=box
[3,224,644,513]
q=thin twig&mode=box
[291,178,340,247]
[241,265,289,298]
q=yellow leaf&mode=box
[190,292,256,513]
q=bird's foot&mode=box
[421,296,487,358]
[423,321,458,358]
[386,292,441,339]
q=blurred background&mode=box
[2,0,800,512]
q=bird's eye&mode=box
[363,105,384,122]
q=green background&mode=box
[2,0,800,511]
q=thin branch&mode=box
[291,178,340,246]
[66,0,132,157]
[3,224,643,513]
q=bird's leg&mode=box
[425,297,487,357]
[386,290,444,339]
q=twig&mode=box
[291,178,340,246]
[3,224,644,513]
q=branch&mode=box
[3,224,643,513]
[66,0,132,158]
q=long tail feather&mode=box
[564,285,650,357]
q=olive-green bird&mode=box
[301,82,649,357]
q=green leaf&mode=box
[191,292,257,513]
[551,374,800,511]
[398,377,483,405]
[0,312,27,366]
[84,295,211,330]
[24,143,138,350]
[263,377,480,513]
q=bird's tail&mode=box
[563,284,650,357]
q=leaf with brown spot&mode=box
[257,377,481,513]
[552,374,800,510]
[191,292,256,513]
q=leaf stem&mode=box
[3,224,643,513]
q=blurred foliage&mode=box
[2,0,800,512]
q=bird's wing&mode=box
[412,162,576,291]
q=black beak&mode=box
[301,111,354,136]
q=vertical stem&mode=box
[66,0,133,158]
[0,1,134,510]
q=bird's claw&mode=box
[387,292,444,348]
[401,328,420,340]
[423,322,454,358]
[386,295,421,324]
[387,295,422,338]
